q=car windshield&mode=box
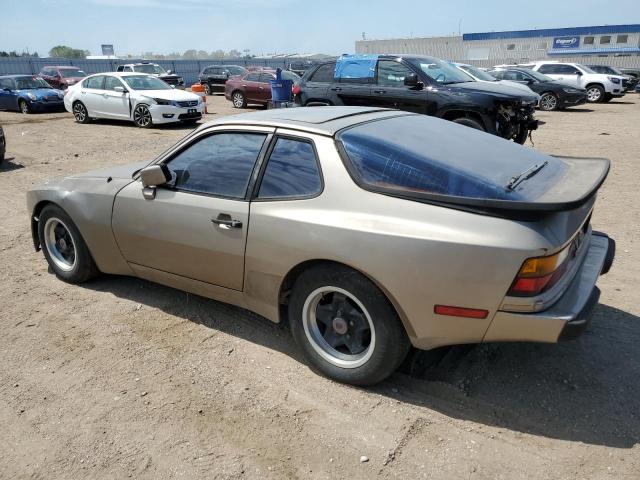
[123,75,171,90]
[281,71,300,82]
[227,66,246,75]
[337,115,567,202]
[458,64,496,81]
[15,77,51,89]
[577,64,597,74]
[134,64,166,75]
[60,69,86,78]
[526,69,554,82]
[409,57,472,84]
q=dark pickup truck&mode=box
[294,55,539,144]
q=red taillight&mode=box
[434,305,489,319]
[292,84,301,94]
[508,246,571,297]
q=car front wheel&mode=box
[19,99,31,114]
[232,91,247,108]
[586,85,604,103]
[289,265,410,385]
[38,204,98,283]
[539,92,558,111]
[133,104,153,128]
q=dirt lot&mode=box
[1,94,639,480]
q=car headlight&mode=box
[608,76,621,84]
[27,93,38,101]
[152,98,172,105]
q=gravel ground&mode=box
[0,94,639,479]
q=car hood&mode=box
[69,160,150,180]
[136,89,200,101]
[496,80,540,99]
[446,80,538,102]
[18,88,63,99]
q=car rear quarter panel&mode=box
[244,132,556,349]
[27,177,133,276]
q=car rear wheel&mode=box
[539,92,558,111]
[72,101,90,123]
[133,104,153,128]
[289,265,410,385]
[38,204,98,283]
[232,91,246,109]
[19,99,31,114]
[586,85,604,103]
[452,117,485,131]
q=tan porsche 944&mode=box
[27,107,614,385]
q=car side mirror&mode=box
[576,71,583,76]
[526,79,535,85]
[114,86,125,93]
[404,73,423,89]
[140,164,171,199]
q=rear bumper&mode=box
[483,232,614,343]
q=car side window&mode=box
[84,75,105,89]
[258,138,321,199]
[124,66,133,72]
[309,64,335,83]
[538,64,559,74]
[104,76,124,91]
[377,60,413,87]
[0,78,14,90]
[165,133,267,198]
[259,73,274,84]
[245,73,261,82]
[504,71,525,81]
[559,65,579,75]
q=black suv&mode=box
[295,55,539,143]
[198,65,247,94]
[491,68,587,111]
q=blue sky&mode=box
[0,0,638,56]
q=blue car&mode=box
[0,75,65,113]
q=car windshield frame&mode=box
[123,75,172,90]
[14,76,52,89]
[60,69,86,78]
[406,57,473,84]
[134,64,167,75]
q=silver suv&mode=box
[522,61,624,103]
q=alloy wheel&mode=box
[44,217,77,272]
[133,105,152,127]
[233,92,244,108]
[73,103,86,122]
[302,286,376,369]
[540,93,557,111]
[20,101,29,114]
[587,87,602,102]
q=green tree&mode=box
[48,45,89,59]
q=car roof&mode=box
[199,106,411,136]
[87,71,152,77]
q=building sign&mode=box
[101,44,115,56]
[552,36,580,49]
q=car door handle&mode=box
[211,214,242,229]
[330,87,342,92]
[373,90,386,94]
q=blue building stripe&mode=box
[463,24,640,41]
[547,47,640,55]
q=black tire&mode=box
[602,93,613,103]
[19,99,31,114]
[231,91,246,109]
[72,101,90,124]
[37,204,98,283]
[133,104,153,128]
[514,126,529,145]
[289,264,410,386]
[451,117,485,131]
[203,83,211,95]
[586,84,605,103]
[539,92,558,111]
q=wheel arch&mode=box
[30,200,55,251]
[276,259,416,339]
[440,109,488,130]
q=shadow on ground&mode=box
[0,157,25,171]
[84,274,639,449]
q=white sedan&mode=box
[64,72,205,128]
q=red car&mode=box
[38,66,87,90]
[225,70,300,108]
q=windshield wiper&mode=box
[505,161,548,190]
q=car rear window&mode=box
[337,115,567,203]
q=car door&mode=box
[258,73,275,102]
[538,64,580,87]
[112,127,273,291]
[370,59,425,113]
[0,78,16,110]
[301,63,333,105]
[79,75,106,116]
[100,76,130,119]
[242,72,263,102]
